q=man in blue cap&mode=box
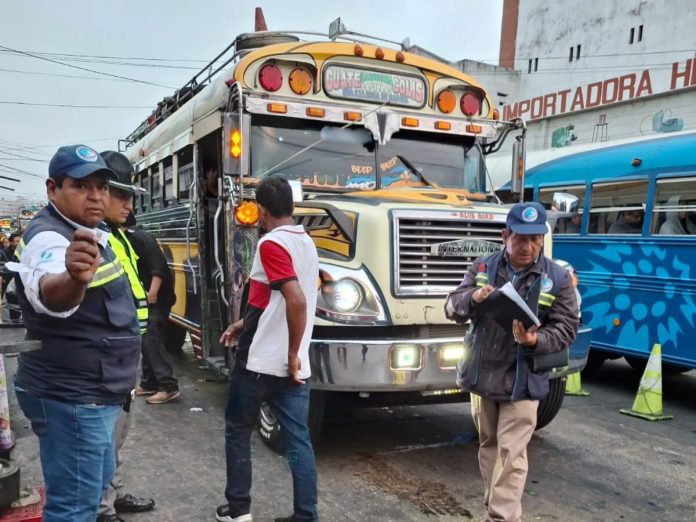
[445,202,578,522]
[8,145,141,521]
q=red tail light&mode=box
[460,92,480,116]
[259,64,282,92]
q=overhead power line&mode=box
[0,101,153,109]
[0,49,209,63]
[0,44,175,89]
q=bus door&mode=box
[193,137,229,367]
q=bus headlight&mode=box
[316,265,388,324]
[331,279,362,312]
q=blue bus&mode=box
[509,131,696,373]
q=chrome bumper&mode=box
[308,337,462,392]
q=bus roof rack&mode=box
[122,18,412,150]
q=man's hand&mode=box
[147,290,158,305]
[512,319,538,347]
[472,284,495,304]
[288,354,305,385]
[65,229,100,284]
[219,320,243,347]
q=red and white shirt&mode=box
[235,225,318,379]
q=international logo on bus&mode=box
[323,65,426,108]
[430,239,502,258]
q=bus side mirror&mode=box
[510,136,526,200]
[553,192,579,212]
[288,180,304,203]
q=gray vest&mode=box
[15,206,140,404]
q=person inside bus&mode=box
[564,213,582,233]
[608,208,643,234]
[658,196,689,235]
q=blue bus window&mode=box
[589,180,648,234]
[539,185,586,234]
[651,177,696,235]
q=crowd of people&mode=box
[5,143,581,522]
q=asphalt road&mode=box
[8,351,696,521]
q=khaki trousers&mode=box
[471,394,538,522]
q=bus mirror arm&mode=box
[213,199,225,285]
[295,201,355,244]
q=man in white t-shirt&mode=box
[216,176,319,522]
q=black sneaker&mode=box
[215,504,252,522]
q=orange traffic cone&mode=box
[620,344,672,421]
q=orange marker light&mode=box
[375,47,385,60]
[395,51,405,63]
[235,201,259,225]
[289,68,312,95]
[613,318,621,326]
[306,107,325,118]
[344,111,362,121]
[230,130,241,158]
[436,90,456,113]
[267,103,287,114]
[401,117,419,127]
[466,124,482,134]
[434,121,451,131]
[354,44,364,57]
[493,109,500,120]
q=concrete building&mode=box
[461,0,696,161]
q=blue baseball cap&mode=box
[506,202,549,235]
[48,145,117,180]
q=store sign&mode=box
[324,65,426,108]
[503,57,696,121]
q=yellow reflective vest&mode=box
[108,227,148,333]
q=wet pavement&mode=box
[7,347,696,521]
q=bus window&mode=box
[163,159,174,207]
[178,147,194,202]
[140,170,150,213]
[539,185,585,233]
[151,166,162,210]
[651,177,696,235]
[588,180,648,234]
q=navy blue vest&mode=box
[15,206,141,404]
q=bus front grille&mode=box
[393,213,505,296]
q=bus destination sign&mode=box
[323,65,426,108]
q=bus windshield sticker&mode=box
[430,239,502,258]
[324,65,426,108]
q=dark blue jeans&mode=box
[224,365,318,521]
[15,387,121,522]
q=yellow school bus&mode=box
[122,26,562,448]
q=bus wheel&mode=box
[258,390,326,454]
[165,322,187,354]
[581,351,607,378]
[625,356,647,373]
[536,377,566,430]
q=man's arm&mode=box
[445,258,491,322]
[39,229,100,312]
[533,271,579,354]
[280,280,307,384]
[147,275,162,304]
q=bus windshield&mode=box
[249,117,482,193]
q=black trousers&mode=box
[140,305,179,392]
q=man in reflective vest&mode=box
[445,202,578,522]
[97,151,156,521]
[8,145,141,521]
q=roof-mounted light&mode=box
[259,63,282,92]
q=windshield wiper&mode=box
[396,154,435,188]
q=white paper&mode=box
[499,282,541,326]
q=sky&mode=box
[0,0,503,200]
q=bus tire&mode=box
[536,377,566,430]
[258,390,326,454]
[581,351,607,378]
[165,321,187,354]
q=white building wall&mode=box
[477,0,696,172]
